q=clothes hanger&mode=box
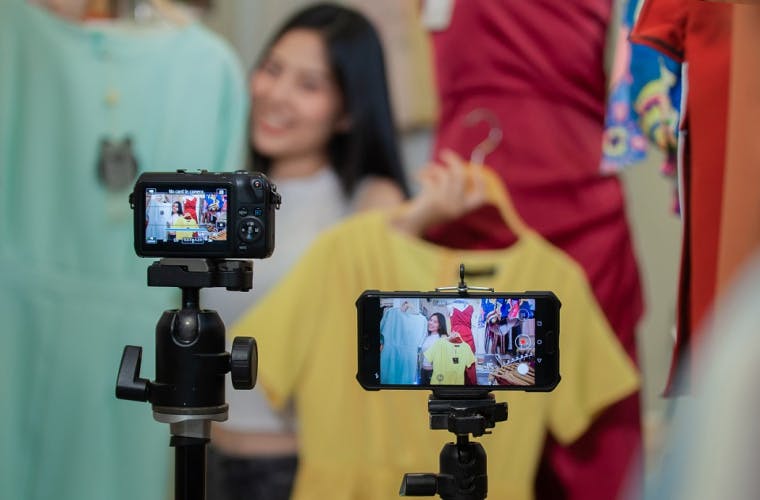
[386,109,530,242]
[465,108,502,166]
[464,108,530,239]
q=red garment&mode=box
[183,196,198,223]
[449,304,475,351]
[507,299,519,320]
[424,1,644,499]
[449,304,477,384]
[631,0,732,394]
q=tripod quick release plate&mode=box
[147,258,253,291]
[428,393,508,438]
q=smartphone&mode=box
[356,291,560,392]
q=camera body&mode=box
[131,170,280,259]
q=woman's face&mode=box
[428,315,440,334]
[172,202,180,213]
[250,29,345,163]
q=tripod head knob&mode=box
[230,336,258,390]
[400,473,438,496]
[116,345,150,402]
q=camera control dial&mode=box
[238,217,264,243]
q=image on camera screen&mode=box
[379,297,537,386]
[144,187,228,246]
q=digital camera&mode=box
[130,170,280,259]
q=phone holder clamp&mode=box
[436,263,494,296]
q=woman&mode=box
[167,201,182,241]
[418,312,448,385]
[204,4,409,500]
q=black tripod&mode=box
[400,391,508,500]
[115,258,258,500]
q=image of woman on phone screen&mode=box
[418,312,449,385]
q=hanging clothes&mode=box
[602,0,650,173]
[421,1,644,498]
[449,303,475,351]
[424,338,475,385]
[448,303,477,384]
[380,307,427,385]
[602,0,683,198]
[0,2,247,500]
[630,0,733,394]
[715,3,760,300]
[232,210,638,500]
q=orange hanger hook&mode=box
[465,109,503,165]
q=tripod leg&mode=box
[171,435,208,500]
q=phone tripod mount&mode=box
[115,258,258,500]
[400,391,507,500]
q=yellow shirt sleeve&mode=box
[548,278,640,445]
[230,233,336,410]
[422,339,439,363]
[464,343,476,367]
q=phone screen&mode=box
[357,292,560,391]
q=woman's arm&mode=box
[352,176,405,212]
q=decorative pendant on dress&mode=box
[97,136,139,191]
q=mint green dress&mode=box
[0,2,247,499]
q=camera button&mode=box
[238,208,248,217]
[238,218,263,242]
[254,208,263,216]
[251,179,265,201]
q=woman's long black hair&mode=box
[428,312,449,337]
[250,3,410,198]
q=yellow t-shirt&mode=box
[232,211,638,500]
[424,338,476,385]
[172,215,198,241]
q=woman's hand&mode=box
[448,330,464,343]
[391,150,487,236]
[417,150,486,222]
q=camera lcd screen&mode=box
[357,292,560,391]
[144,187,228,248]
